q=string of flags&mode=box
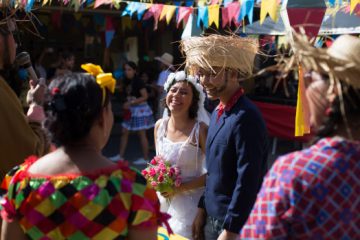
[14,0,360,30]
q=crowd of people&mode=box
[1,14,360,240]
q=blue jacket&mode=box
[201,95,269,233]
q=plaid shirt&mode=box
[240,137,360,239]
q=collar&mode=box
[216,87,244,122]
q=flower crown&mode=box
[164,71,205,107]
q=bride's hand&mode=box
[160,186,181,198]
[160,188,175,198]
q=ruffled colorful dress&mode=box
[0,156,167,240]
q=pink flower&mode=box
[175,178,182,187]
[169,167,175,174]
[150,158,157,165]
[149,168,156,177]
[158,174,164,183]
[141,170,148,177]
[151,181,158,187]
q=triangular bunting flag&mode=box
[137,3,150,20]
[222,7,230,28]
[143,4,164,29]
[208,4,220,28]
[238,0,254,24]
[260,0,278,24]
[197,6,209,28]
[227,2,241,25]
[351,0,360,14]
[177,6,193,28]
[160,5,177,25]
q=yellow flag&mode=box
[260,0,278,24]
[350,0,360,14]
[160,5,177,25]
[295,66,311,137]
[208,5,220,28]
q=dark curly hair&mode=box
[163,80,200,119]
[313,82,360,143]
[45,73,111,146]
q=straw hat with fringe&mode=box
[180,34,259,77]
[291,32,360,89]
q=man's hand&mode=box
[192,208,206,240]
[217,229,238,240]
[26,79,46,105]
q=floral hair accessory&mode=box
[163,70,210,124]
[164,70,205,107]
[81,63,116,105]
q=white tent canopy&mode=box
[240,11,360,35]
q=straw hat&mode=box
[291,32,360,89]
[180,34,258,77]
[155,52,174,68]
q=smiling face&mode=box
[166,81,194,116]
[197,67,228,100]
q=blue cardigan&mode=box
[201,95,269,233]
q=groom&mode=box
[181,35,269,240]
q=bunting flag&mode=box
[143,4,164,29]
[105,30,115,47]
[25,0,35,12]
[137,3,150,20]
[182,13,202,39]
[295,66,310,137]
[208,4,220,28]
[197,6,209,28]
[238,0,254,24]
[177,6,193,28]
[94,0,111,8]
[351,0,360,14]
[122,2,138,17]
[227,1,241,25]
[160,5,177,25]
[260,0,278,24]
[222,7,230,27]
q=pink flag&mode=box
[143,4,164,30]
[177,7,193,28]
[222,7,230,28]
[227,2,241,25]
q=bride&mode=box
[154,71,209,239]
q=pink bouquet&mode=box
[141,155,181,193]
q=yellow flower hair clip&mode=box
[81,63,116,105]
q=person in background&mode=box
[0,69,167,240]
[54,51,75,77]
[155,52,174,119]
[182,35,269,240]
[110,61,154,164]
[240,34,360,239]
[0,17,49,180]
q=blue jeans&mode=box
[204,216,224,240]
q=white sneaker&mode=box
[109,154,123,162]
[133,158,148,165]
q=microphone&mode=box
[15,51,41,84]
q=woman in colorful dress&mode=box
[111,61,154,163]
[240,35,360,239]
[154,71,210,239]
[0,66,167,240]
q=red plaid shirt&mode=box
[240,137,360,239]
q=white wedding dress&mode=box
[156,118,206,239]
